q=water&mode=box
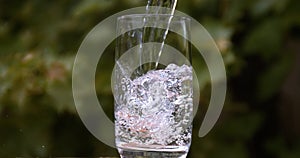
[136,0,178,75]
[115,1,193,157]
[115,64,192,158]
[146,0,178,14]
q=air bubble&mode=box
[115,64,193,146]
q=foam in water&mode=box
[115,64,193,150]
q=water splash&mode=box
[115,64,193,146]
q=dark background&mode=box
[0,0,300,157]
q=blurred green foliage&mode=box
[1,0,300,157]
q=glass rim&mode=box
[117,14,191,22]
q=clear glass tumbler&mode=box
[113,14,192,158]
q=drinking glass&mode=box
[113,14,192,158]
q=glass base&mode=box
[118,147,188,158]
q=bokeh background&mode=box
[1,0,300,157]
